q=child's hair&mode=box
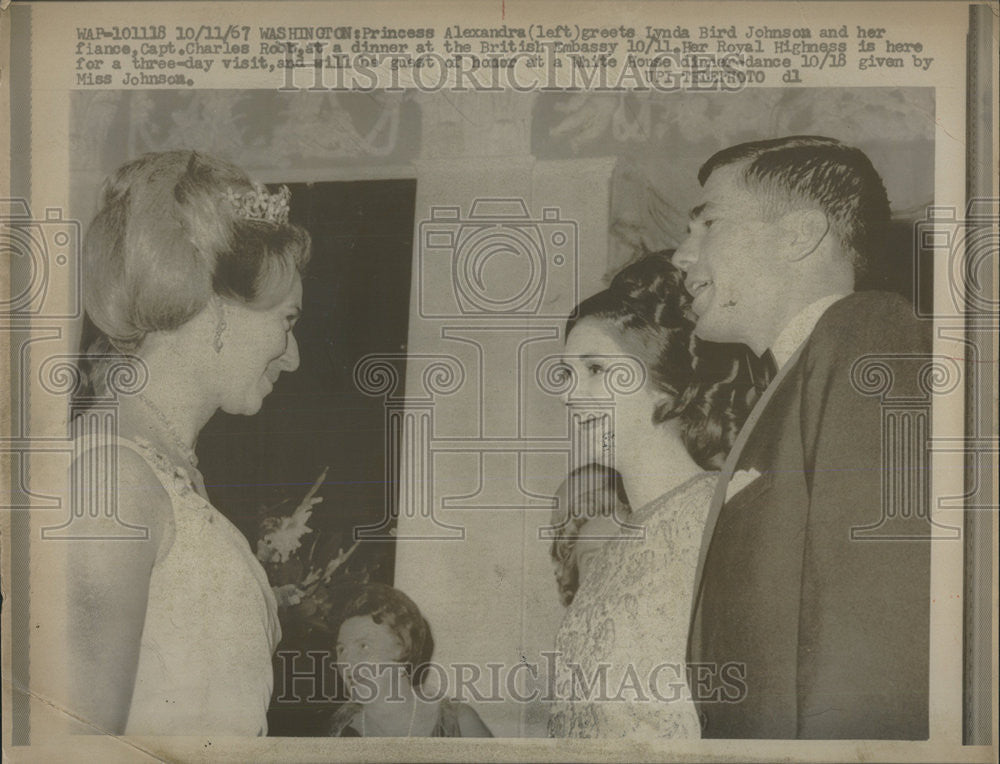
[337,583,435,687]
[83,150,311,354]
[550,464,630,606]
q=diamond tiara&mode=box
[224,182,291,225]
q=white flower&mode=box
[272,584,305,608]
[257,496,323,563]
[256,467,328,564]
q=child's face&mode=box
[336,615,404,691]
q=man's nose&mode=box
[672,237,697,272]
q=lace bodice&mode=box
[548,472,717,739]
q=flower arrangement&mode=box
[255,467,366,635]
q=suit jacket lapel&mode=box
[689,341,808,623]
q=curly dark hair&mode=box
[550,464,630,607]
[566,251,752,470]
[337,584,435,687]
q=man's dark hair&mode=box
[699,135,890,279]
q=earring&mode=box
[213,302,227,353]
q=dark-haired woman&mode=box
[67,150,311,735]
[548,251,750,739]
[327,584,493,737]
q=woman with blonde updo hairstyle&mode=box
[68,150,311,736]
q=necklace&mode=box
[361,697,419,738]
[135,393,199,469]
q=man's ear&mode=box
[778,209,829,262]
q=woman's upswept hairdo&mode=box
[566,251,751,470]
[337,584,435,687]
[82,150,311,354]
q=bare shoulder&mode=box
[69,441,173,548]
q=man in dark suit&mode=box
[673,136,930,739]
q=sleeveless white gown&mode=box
[75,434,281,736]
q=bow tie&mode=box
[748,348,778,396]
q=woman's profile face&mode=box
[217,275,303,416]
[561,318,659,467]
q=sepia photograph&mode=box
[1,1,996,762]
